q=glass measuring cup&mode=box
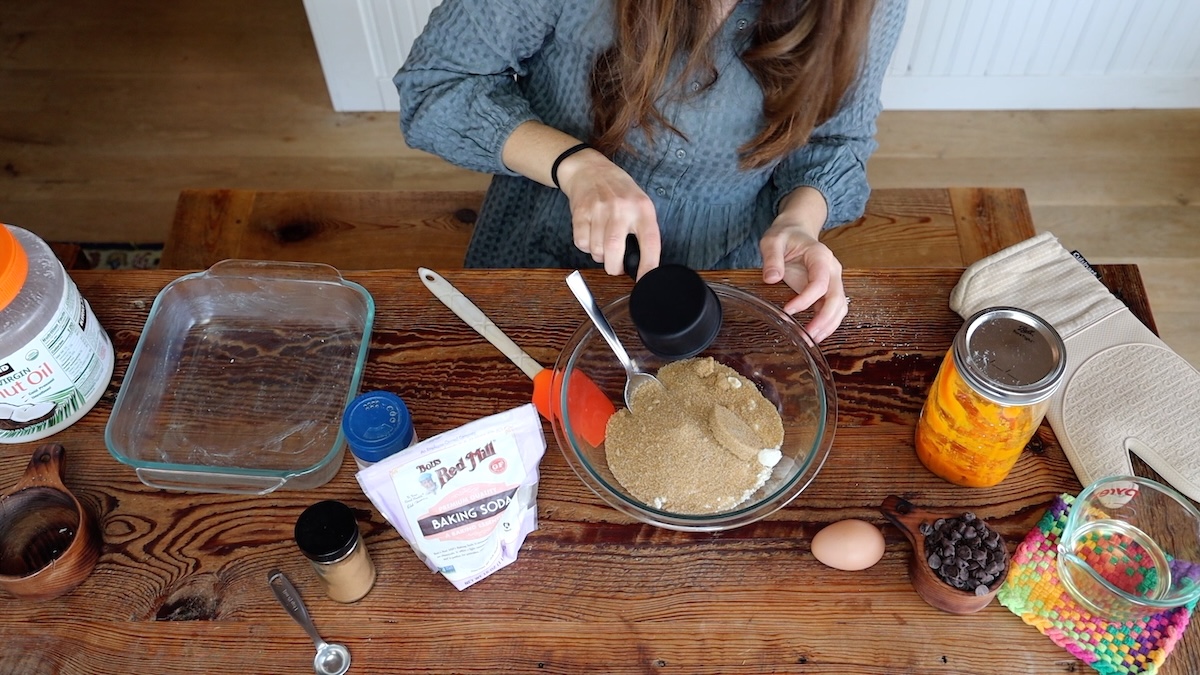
[1058,476,1200,621]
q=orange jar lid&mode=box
[0,225,29,311]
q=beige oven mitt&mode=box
[948,232,1200,502]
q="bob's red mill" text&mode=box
[416,441,498,488]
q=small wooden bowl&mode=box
[0,444,102,601]
[880,495,1009,615]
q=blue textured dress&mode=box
[396,0,906,270]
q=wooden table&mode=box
[2,266,1193,675]
[161,187,1035,270]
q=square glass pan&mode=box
[105,260,374,494]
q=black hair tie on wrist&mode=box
[550,142,592,190]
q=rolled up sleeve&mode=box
[395,0,563,175]
[771,0,907,228]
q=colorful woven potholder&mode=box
[998,494,1198,674]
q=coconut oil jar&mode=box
[0,225,113,442]
[915,307,1065,487]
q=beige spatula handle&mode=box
[418,268,544,381]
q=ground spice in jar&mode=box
[605,357,784,514]
[294,500,377,603]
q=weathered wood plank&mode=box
[161,187,1037,270]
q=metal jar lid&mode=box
[952,306,1066,405]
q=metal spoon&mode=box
[566,271,664,410]
[268,570,351,675]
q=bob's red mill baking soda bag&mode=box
[356,404,545,590]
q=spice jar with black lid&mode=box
[294,500,376,603]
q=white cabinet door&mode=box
[303,0,444,112]
[305,0,1200,112]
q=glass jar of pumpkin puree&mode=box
[915,307,1065,487]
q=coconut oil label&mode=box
[356,404,546,590]
[0,279,113,440]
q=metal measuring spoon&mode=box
[566,271,664,410]
[268,570,351,675]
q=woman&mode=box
[397,0,906,342]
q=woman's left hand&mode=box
[760,188,848,343]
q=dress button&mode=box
[655,187,667,196]
[690,81,701,92]
[675,149,687,159]
[737,19,748,30]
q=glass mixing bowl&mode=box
[552,282,836,531]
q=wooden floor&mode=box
[1,0,1197,367]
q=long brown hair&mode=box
[589,0,876,169]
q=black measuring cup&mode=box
[622,234,722,360]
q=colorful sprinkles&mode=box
[998,494,1198,674]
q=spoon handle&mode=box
[268,569,327,649]
[419,267,544,380]
[566,271,633,368]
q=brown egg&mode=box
[811,519,886,571]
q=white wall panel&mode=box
[883,0,1200,108]
[306,0,1200,112]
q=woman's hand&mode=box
[760,187,847,343]
[557,150,661,278]
[499,122,661,278]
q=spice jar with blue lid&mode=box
[341,390,418,470]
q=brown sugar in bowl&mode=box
[880,495,1009,615]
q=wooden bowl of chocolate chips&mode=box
[880,495,1010,614]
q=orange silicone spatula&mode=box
[418,268,613,446]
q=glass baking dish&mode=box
[105,260,374,494]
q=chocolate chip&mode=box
[921,511,1008,591]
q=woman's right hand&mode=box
[556,149,661,279]
[500,122,661,278]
